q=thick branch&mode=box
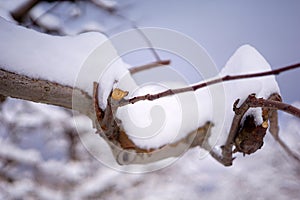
[0,68,93,118]
[120,62,300,106]
[2,62,300,166]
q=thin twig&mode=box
[267,93,281,137]
[131,25,161,61]
[115,13,162,62]
[129,60,171,74]
[274,136,300,162]
[119,62,300,107]
[267,98,300,163]
[246,95,300,119]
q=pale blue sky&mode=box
[117,0,300,103]
[1,0,299,102]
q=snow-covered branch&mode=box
[1,16,300,166]
[0,68,93,117]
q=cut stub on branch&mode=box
[92,82,214,165]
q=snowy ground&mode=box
[0,98,300,200]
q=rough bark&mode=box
[0,68,93,118]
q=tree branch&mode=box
[120,62,300,106]
[0,68,94,118]
[219,98,251,166]
[2,62,300,166]
[129,60,171,74]
[246,95,300,118]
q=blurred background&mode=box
[0,0,300,199]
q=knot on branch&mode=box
[93,82,156,155]
[111,88,128,101]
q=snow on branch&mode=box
[1,17,300,166]
[0,68,93,117]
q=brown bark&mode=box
[0,69,93,118]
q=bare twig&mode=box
[129,60,171,74]
[246,95,300,118]
[269,109,300,162]
[119,62,300,106]
[267,94,281,136]
[115,13,162,62]
[273,136,300,162]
